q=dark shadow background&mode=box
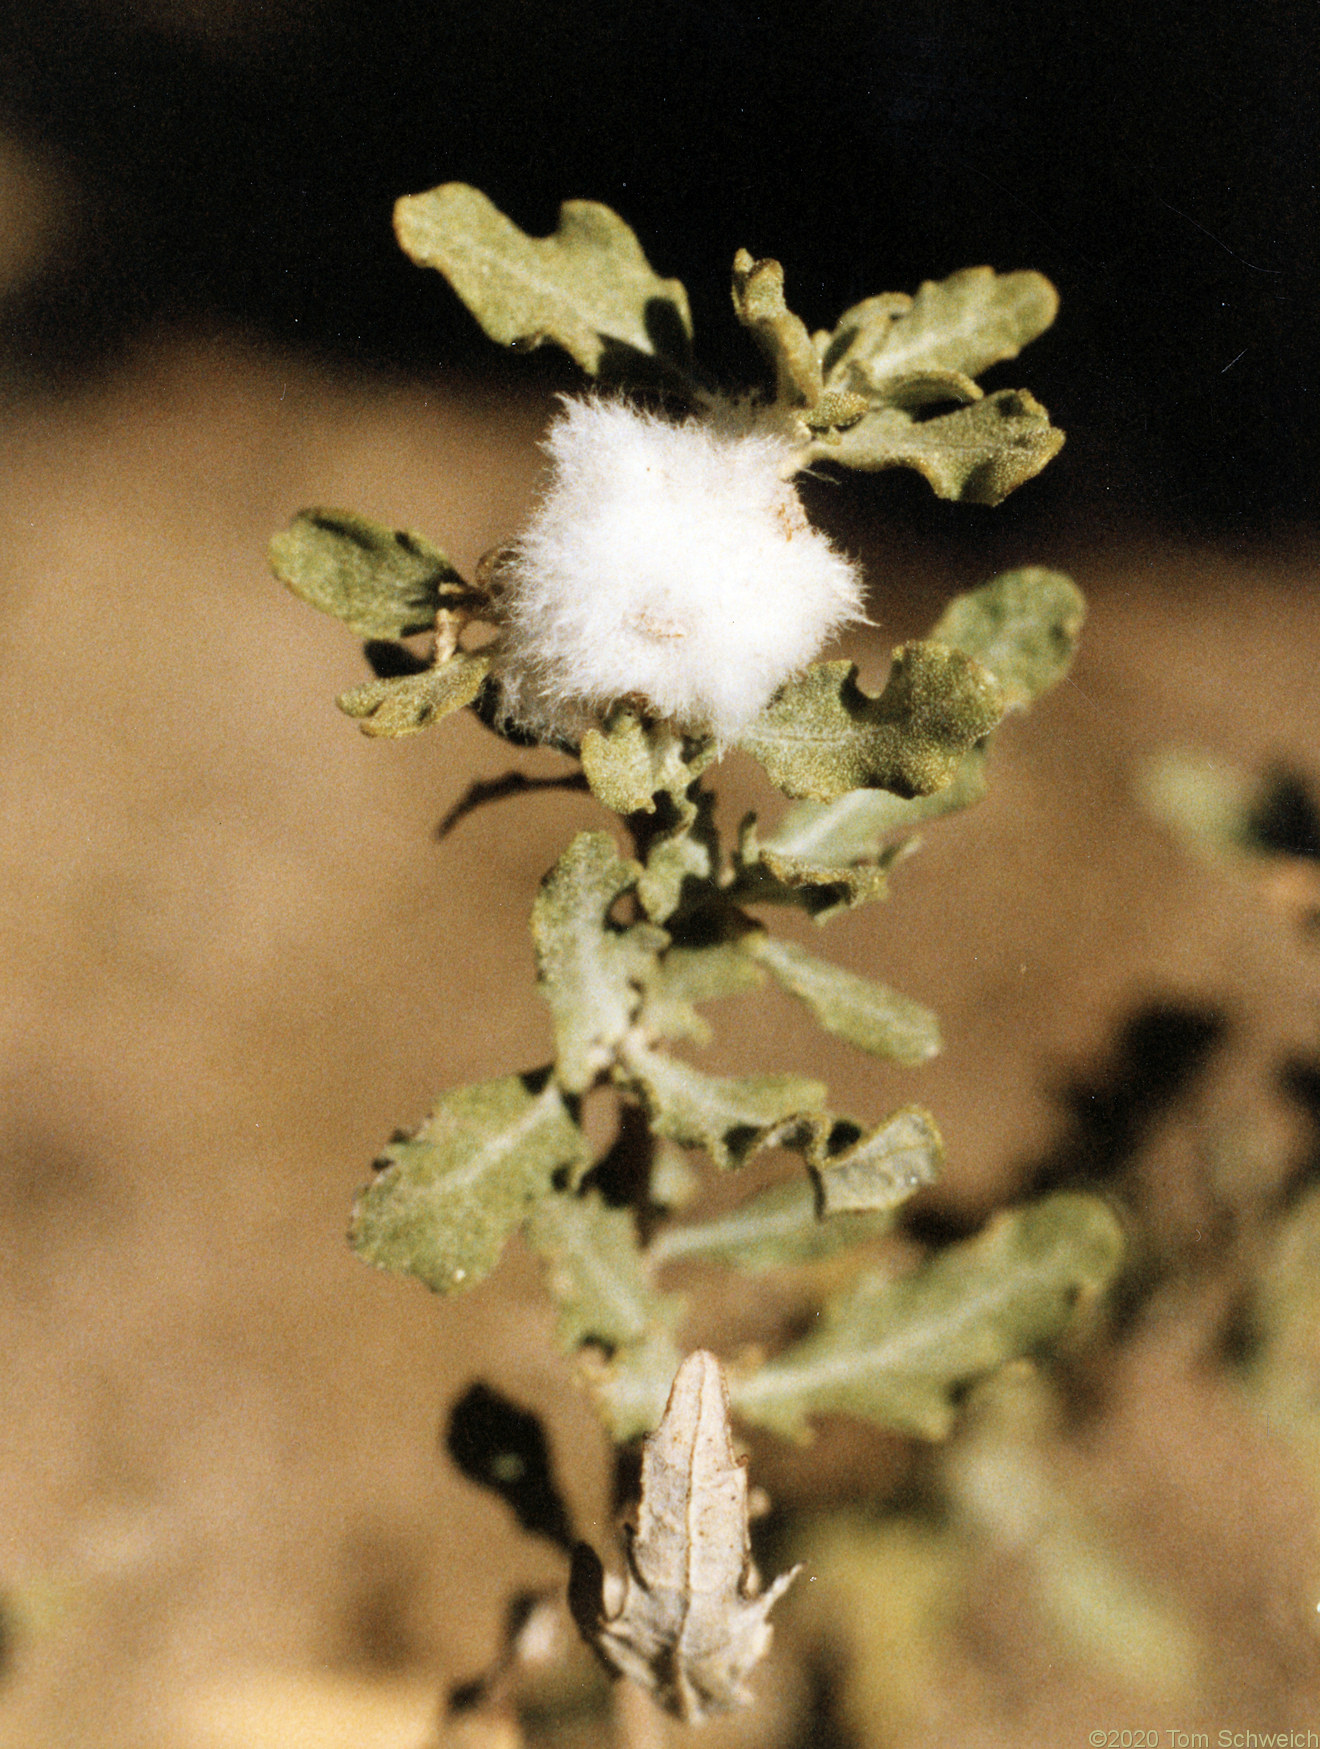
[0,0,1314,538]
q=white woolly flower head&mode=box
[492,397,866,743]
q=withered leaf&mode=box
[572,1350,798,1722]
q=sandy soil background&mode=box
[1,332,1319,1748]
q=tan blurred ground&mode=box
[1,333,1319,1747]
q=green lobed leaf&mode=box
[739,645,1003,804]
[728,1192,1123,1440]
[531,832,666,1094]
[350,1071,590,1294]
[822,267,1059,397]
[799,387,872,436]
[649,1175,893,1273]
[337,651,491,737]
[731,250,823,406]
[619,1039,827,1171]
[761,747,990,868]
[579,713,720,924]
[747,935,941,1065]
[394,183,694,378]
[869,368,983,410]
[580,712,713,817]
[638,826,713,927]
[930,569,1085,710]
[730,754,988,924]
[270,508,472,639]
[814,1106,943,1216]
[804,390,1065,505]
[728,814,897,922]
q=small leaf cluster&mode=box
[271,186,1117,1457]
[395,183,1064,503]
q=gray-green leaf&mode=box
[579,713,719,923]
[337,652,491,737]
[930,568,1085,709]
[589,1327,689,1443]
[805,390,1064,505]
[350,1071,589,1294]
[526,1186,685,1442]
[650,1175,893,1273]
[526,1187,683,1353]
[531,832,666,1094]
[394,183,694,377]
[270,507,470,639]
[731,250,823,406]
[637,942,766,1047]
[729,814,896,923]
[815,1107,943,1216]
[729,1192,1123,1439]
[762,747,990,867]
[580,711,714,817]
[823,267,1059,397]
[747,935,940,1064]
[738,643,1004,803]
[619,1040,826,1171]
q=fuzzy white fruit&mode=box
[493,397,866,743]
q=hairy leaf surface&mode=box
[350,1072,589,1293]
[337,652,490,737]
[579,713,719,922]
[620,1040,826,1171]
[526,1188,682,1353]
[531,832,665,1094]
[638,788,721,925]
[807,390,1064,505]
[270,508,469,638]
[762,747,989,867]
[729,1193,1123,1439]
[637,942,765,1047]
[931,568,1085,709]
[738,643,1004,802]
[589,1328,690,1444]
[815,1107,944,1215]
[748,935,941,1064]
[732,754,987,922]
[731,250,823,406]
[580,712,714,817]
[394,183,693,377]
[650,1175,893,1273]
[823,267,1059,396]
[526,1186,685,1441]
[730,814,897,922]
